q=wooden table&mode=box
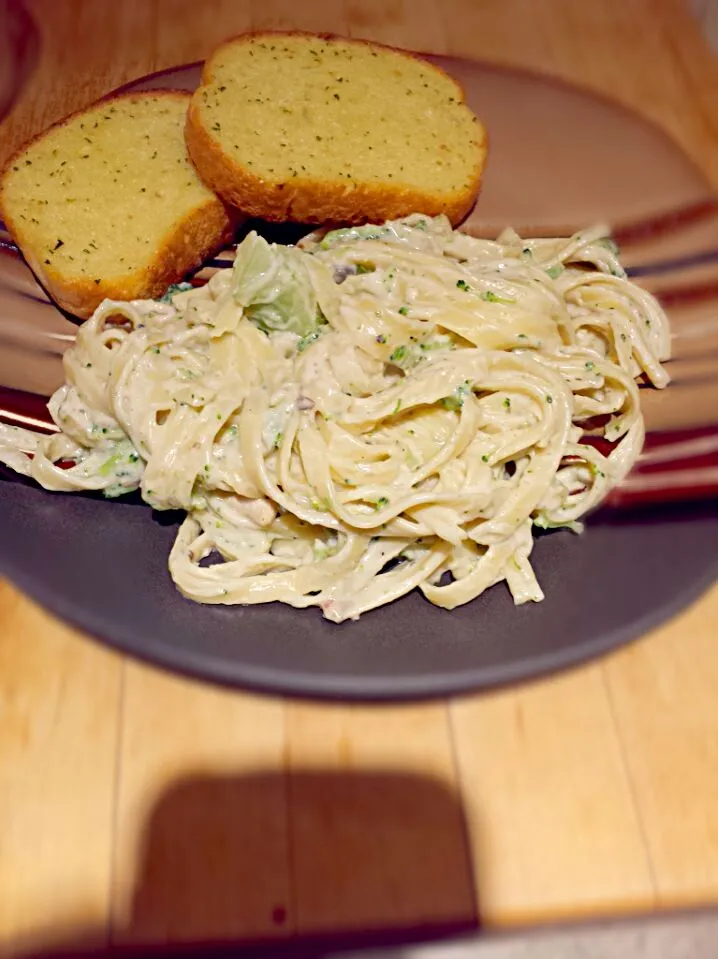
[1,1,718,954]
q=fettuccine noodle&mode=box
[0,215,670,622]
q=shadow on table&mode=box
[15,767,480,959]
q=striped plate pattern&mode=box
[1,204,717,509]
[1,56,718,509]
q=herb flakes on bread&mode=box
[0,91,239,319]
[185,32,487,226]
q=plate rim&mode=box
[1,485,716,701]
[2,57,717,700]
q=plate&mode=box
[1,55,717,700]
[1,476,716,700]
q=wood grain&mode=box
[0,585,121,956]
[0,0,717,952]
[155,1,253,67]
[251,0,349,34]
[346,0,448,53]
[111,663,289,945]
[450,667,656,926]
[604,586,718,908]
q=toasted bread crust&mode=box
[5,196,236,319]
[1,90,239,319]
[185,32,486,226]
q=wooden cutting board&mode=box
[1,1,718,954]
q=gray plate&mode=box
[1,56,717,700]
[1,473,716,700]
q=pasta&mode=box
[0,215,670,622]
